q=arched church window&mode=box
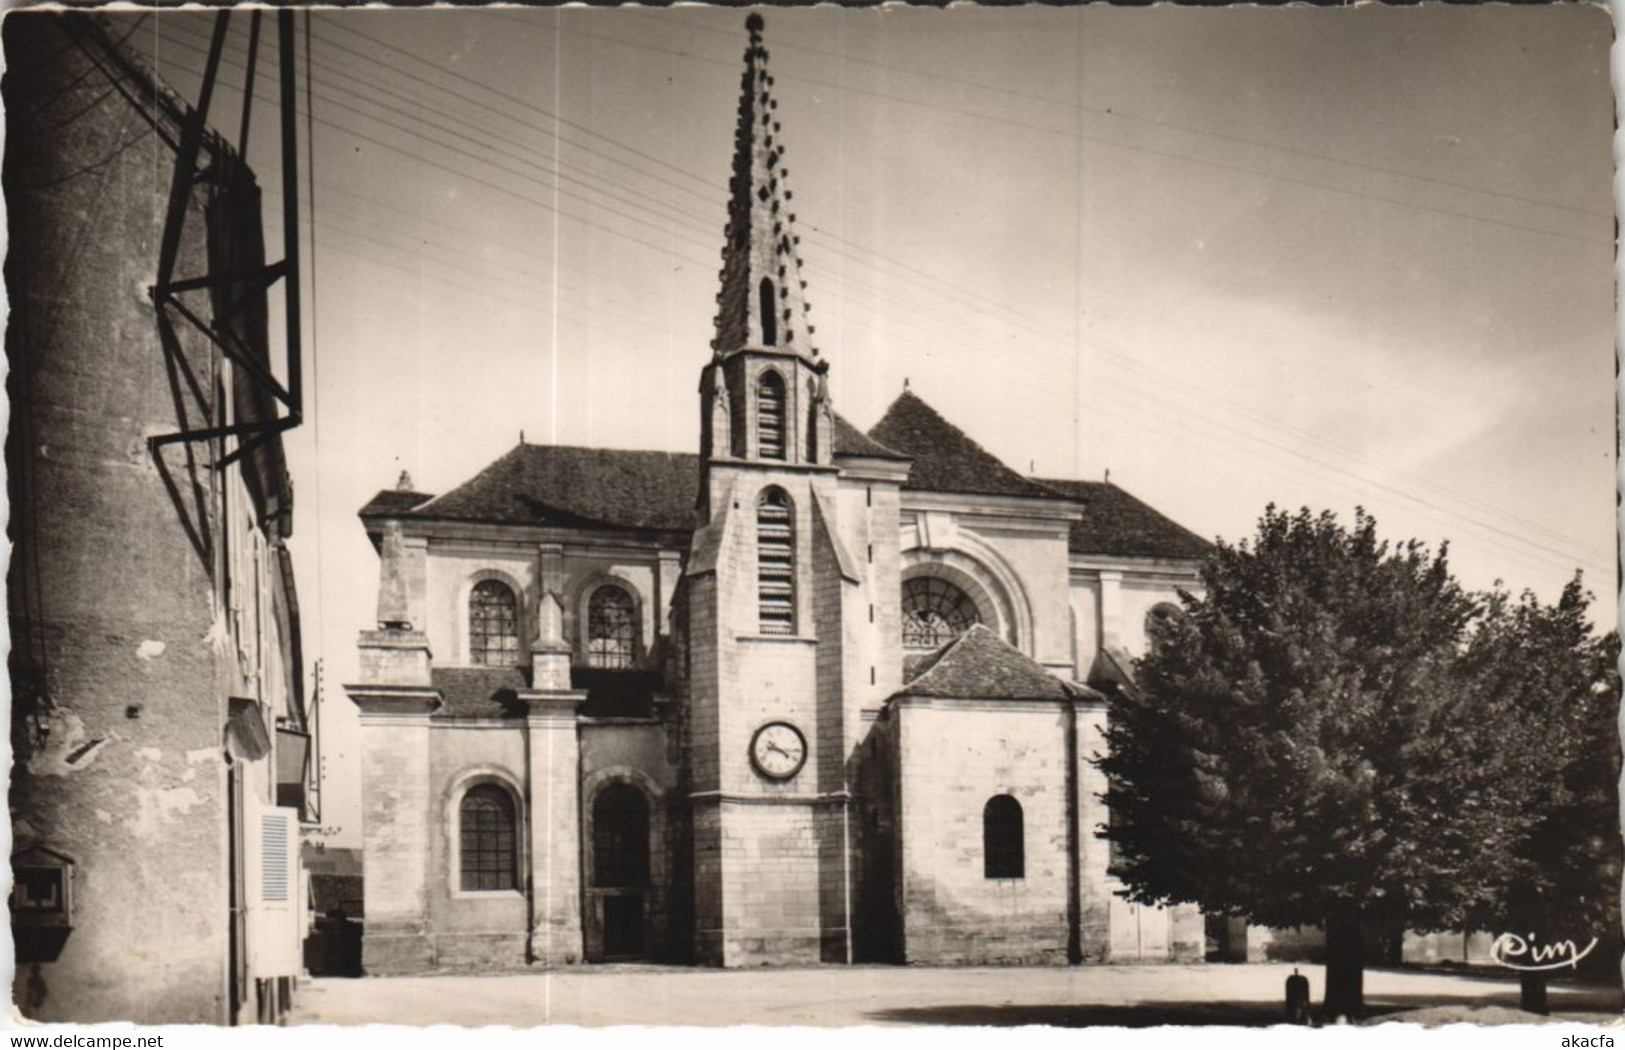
[459,784,518,891]
[587,585,638,669]
[469,579,519,666]
[983,794,1024,879]
[592,783,651,888]
[757,371,786,460]
[757,487,795,635]
[758,277,778,347]
[901,576,981,651]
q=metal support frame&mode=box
[145,9,303,472]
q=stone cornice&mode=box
[899,489,1084,524]
[347,684,443,717]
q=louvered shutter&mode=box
[246,796,302,978]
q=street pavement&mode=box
[288,962,1622,1027]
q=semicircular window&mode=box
[901,576,981,651]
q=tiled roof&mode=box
[386,444,700,533]
[359,489,434,518]
[1037,477,1211,560]
[832,412,909,460]
[867,390,1062,501]
[895,624,1082,702]
[432,666,528,719]
[361,417,905,531]
[430,665,665,719]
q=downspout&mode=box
[1064,698,1082,964]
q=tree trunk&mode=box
[1520,972,1549,1015]
[1323,912,1366,1021]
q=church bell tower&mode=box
[685,13,858,967]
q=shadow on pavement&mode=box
[868,1002,1285,1027]
[868,987,1622,1028]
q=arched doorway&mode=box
[588,783,651,961]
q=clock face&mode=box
[749,721,808,781]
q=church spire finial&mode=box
[710,12,821,365]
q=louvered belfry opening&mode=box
[757,370,787,460]
[757,487,795,635]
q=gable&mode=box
[867,390,1062,501]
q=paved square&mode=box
[289,964,1622,1027]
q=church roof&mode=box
[358,488,433,518]
[1036,477,1212,560]
[361,412,903,531]
[895,624,1084,702]
[374,444,701,533]
[867,390,1064,502]
[433,666,528,719]
[832,413,909,461]
[430,665,663,719]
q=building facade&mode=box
[7,13,311,1023]
[348,14,1211,972]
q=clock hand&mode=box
[766,741,791,758]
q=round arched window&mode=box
[901,576,981,651]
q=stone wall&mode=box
[5,13,298,1023]
[893,700,1072,965]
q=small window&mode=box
[902,576,981,651]
[757,371,786,461]
[757,487,795,635]
[469,579,519,667]
[587,585,637,669]
[758,277,778,346]
[592,783,651,889]
[459,784,518,892]
[983,794,1024,879]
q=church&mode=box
[347,14,1212,973]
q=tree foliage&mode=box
[1462,579,1620,966]
[1100,505,1620,1014]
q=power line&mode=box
[631,8,1611,223]
[147,16,1611,580]
[491,15,1609,249]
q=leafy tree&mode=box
[1100,507,1539,1019]
[1458,579,1621,1013]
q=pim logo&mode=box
[1489,931,1598,972]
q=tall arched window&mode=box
[592,783,650,888]
[587,585,637,669]
[902,577,981,651]
[459,784,517,891]
[757,371,786,460]
[757,487,795,635]
[469,579,519,666]
[758,277,778,346]
[983,794,1024,879]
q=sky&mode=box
[129,5,1617,846]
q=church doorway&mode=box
[586,782,651,961]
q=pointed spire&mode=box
[711,13,819,364]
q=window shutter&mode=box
[246,796,302,978]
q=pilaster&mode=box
[519,690,586,965]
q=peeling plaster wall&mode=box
[5,15,265,1024]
